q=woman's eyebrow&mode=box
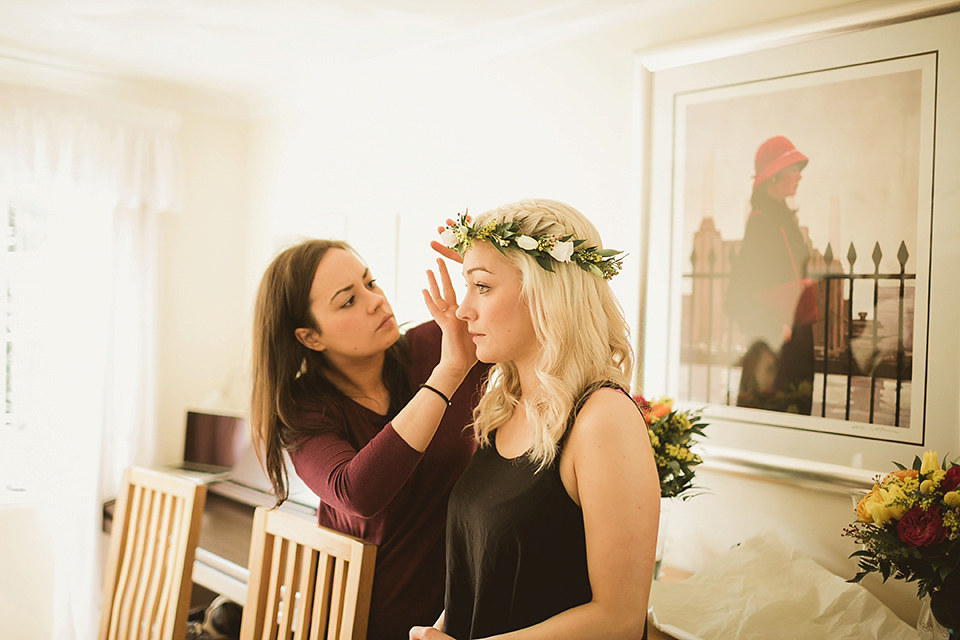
[330,268,369,303]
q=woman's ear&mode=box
[294,327,325,351]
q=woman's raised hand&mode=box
[422,258,476,377]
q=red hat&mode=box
[753,136,808,189]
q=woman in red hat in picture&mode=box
[725,135,816,414]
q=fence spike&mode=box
[872,242,883,271]
[898,241,909,269]
[824,243,834,272]
[690,246,697,267]
[847,242,857,268]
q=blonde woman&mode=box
[411,200,660,640]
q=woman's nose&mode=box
[367,289,386,312]
[455,298,473,321]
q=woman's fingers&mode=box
[436,259,457,306]
[421,288,441,318]
[425,269,442,308]
[431,241,463,263]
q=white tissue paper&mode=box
[647,531,916,640]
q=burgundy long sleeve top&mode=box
[289,321,487,639]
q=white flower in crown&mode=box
[549,240,575,262]
[439,228,458,247]
[515,235,538,250]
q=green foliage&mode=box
[638,396,708,500]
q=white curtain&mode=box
[0,84,181,640]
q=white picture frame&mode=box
[639,2,960,477]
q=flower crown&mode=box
[439,213,624,279]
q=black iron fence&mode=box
[681,227,915,427]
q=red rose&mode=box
[897,505,948,547]
[633,395,652,417]
[942,465,960,492]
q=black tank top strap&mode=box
[557,380,632,452]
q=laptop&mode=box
[169,410,248,482]
[168,409,321,512]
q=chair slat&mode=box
[277,540,301,638]
[117,485,151,638]
[130,489,164,640]
[292,547,318,640]
[308,553,335,640]
[154,493,184,639]
[326,558,348,639]
[142,492,175,639]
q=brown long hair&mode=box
[250,239,410,506]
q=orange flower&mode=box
[883,469,918,484]
[647,397,673,420]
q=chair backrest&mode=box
[240,507,377,640]
[99,467,207,640]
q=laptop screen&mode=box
[182,411,248,473]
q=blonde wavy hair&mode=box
[469,199,633,468]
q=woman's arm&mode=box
[291,424,424,517]
[410,389,659,640]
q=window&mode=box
[1,192,47,496]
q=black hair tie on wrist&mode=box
[419,383,451,406]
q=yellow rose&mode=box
[856,487,880,523]
[884,485,910,521]
[921,479,936,495]
[945,491,960,508]
[921,450,941,475]
[865,498,892,524]
[863,485,909,524]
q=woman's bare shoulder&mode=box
[571,387,644,443]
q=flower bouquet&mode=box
[635,395,707,500]
[843,451,960,632]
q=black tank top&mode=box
[443,382,648,639]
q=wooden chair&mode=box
[99,467,208,640]
[240,507,377,640]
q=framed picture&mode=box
[639,4,960,474]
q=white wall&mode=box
[246,31,644,338]
[155,111,255,465]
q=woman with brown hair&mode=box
[251,239,487,639]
